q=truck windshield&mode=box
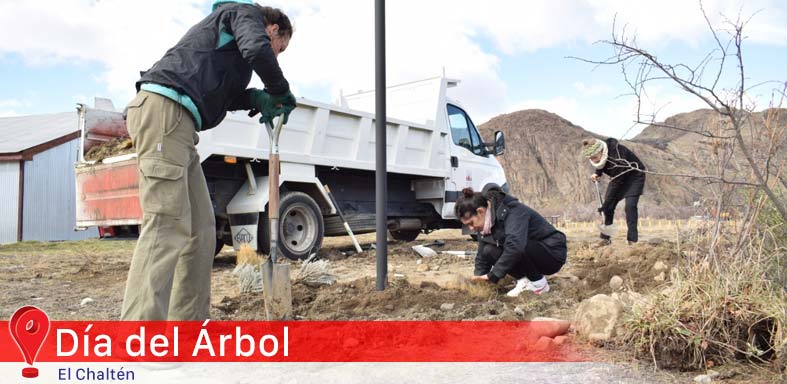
[447,104,485,156]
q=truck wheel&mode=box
[389,229,421,242]
[258,191,324,260]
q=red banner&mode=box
[1,320,583,363]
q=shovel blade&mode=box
[597,223,618,237]
[262,262,293,320]
[411,245,437,257]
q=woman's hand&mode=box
[591,174,601,182]
[471,275,489,282]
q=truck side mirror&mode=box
[494,131,505,156]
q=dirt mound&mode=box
[84,137,133,161]
[214,277,517,320]
[565,242,679,297]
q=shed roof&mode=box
[0,112,78,154]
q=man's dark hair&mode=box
[258,5,294,39]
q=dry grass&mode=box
[622,247,787,373]
[233,243,263,293]
[294,254,336,287]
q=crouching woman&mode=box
[457,187,567,296]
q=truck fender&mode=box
[226,163,334,251]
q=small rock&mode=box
[384,304,394,311]
[393,273,406,280]
[693,374,712,384]
[440,303,455,311]
[80,297,94,307]
[653,261,668,272]
[613,291,645,311]
[707,370,720,379]
[530,317,572,337]
[416,264,430,272]
[654,271,666,282]
[609,275,623,291]
[336,288,344,294]
[533,336,554,352]
[553,335,568,345]
[416,259,423,265]
[432,265,440,271]
[514,306,526,317]
[574,294,624,342]
[569,275,580,282]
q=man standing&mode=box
[121,1,296,320]
[582,138,646,246]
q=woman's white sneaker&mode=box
[506,278,530,297]
[527,277,550,295]
[506,277,550,297]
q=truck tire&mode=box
[258,191,324,260]
[389,229,421,242]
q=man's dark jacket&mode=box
[137,2,289,130]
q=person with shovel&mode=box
[582,138,646,246]
[456,186,567,297]
[121,1,296,321]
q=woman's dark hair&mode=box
[258,6,294,39]
[454,188,488,219]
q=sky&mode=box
[1,0,786,138]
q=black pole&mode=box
[375,0,387,291]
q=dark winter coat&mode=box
[137,2,289,130]
[594,138,646,198]
[475,188,567,283]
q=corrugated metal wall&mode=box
[0,161,20,244]
[22,140,98,241]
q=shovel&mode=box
[262,116,292,320]
[594,180,617,237]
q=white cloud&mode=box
[572,82,614,97]
[0,98,31,117]
[0,0,209,102]
[589,0,787,47]
[0,99,25,109]
[0,0,784,133]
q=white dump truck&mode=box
[75,77,508,259]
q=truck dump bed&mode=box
[76,77,454,228]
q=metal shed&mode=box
[0,112,98,243]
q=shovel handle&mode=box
[264,116,285,263]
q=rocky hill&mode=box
[477,109,724,219]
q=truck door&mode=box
[446,104,494,210]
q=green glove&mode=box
[268,90,296,124]
[247,89,296,124]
